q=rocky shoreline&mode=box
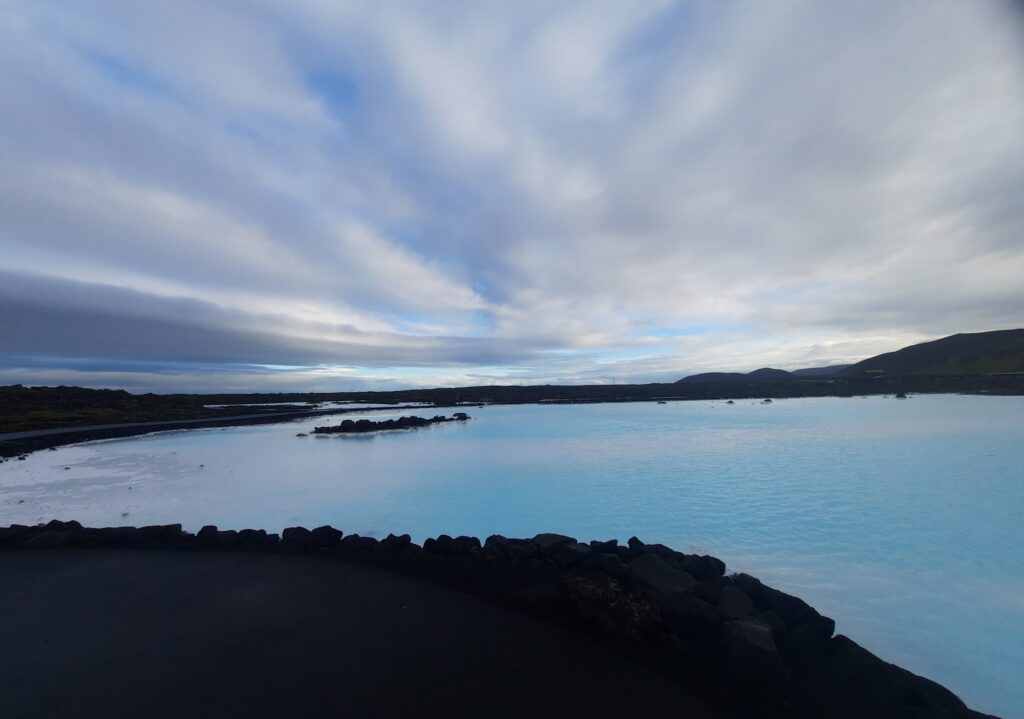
[0,520,997,718]
[311,412,471,435]
[0,403,459,459]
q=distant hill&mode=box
[676,372,747,383]
[841,329,1024,377]
[676,364,851,383]
[678,368,792,383]
[790,364,851,377]
[746,368,792,380]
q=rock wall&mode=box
[0,520,998,719]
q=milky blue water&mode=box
[1,394,1022,717]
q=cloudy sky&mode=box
[1,1,1022,392]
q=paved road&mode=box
[0,550,711,718]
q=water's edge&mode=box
[1,520,998,719]
[0,403,456,458]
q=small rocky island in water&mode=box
[312,413,470,435]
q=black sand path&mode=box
[0,550,712,718]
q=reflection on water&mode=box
[1,395,1022,716]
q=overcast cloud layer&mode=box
[2,1,1022,392]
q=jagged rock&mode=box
[779,622,829,667]
[423,534,452,554]
[681,554,726,581]
[281,526,311,551]
[719,585,755,619]
[560,574,661,640]
[381,533,411,551]
[193,525,218,548]
[654,592,724,642]
[532,533,576,552]
[643,543,695,567]
[754,609,787,636]
[44,519,83,533]
[83,526,139,546]
[721,617,789,694]
[514,556,556,583]
[588,539,618,553]
[214,530,239,548]
[695,576,724,605]
[237,528,269,547]
[733,573,835,638]
[451,536,481,555]
[580,551,630,580]
[554,542,590,566]
[505,538,540,561]
[425,535,480,556]
[803,635,983,719]
[483,535,510,557]
[338,534,378,555]
[137,524,186,547]
[629,552,697,594]
[309,525,343,549]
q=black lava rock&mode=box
[309,525,343,550]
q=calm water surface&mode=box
[2,394,1022,716]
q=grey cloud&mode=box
[0,271,541,368]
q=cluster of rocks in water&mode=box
[310,413,470,435]
[0,519,994,719]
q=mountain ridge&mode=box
[676,329,1024,383]
[840,329,1024,377]
[676,365,848,384]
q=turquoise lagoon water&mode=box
[1,394,1022,717]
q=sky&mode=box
[1,1,1023,393]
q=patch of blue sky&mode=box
[540,348,591,358]
[383,309,490,336]
[618,1,703,61]
[248,363,320,373]
[306,68,358,119]
[641,321,734,338]
[78,47,170,97]
[346,366,446,380]
[466,308,498,334]
[594,347,663,363]
[613,2,707,99]
[222,121,263,144]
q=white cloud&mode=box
[1,0,1021,389]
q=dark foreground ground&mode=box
[0,523,999,719]
[0,550,711,719]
